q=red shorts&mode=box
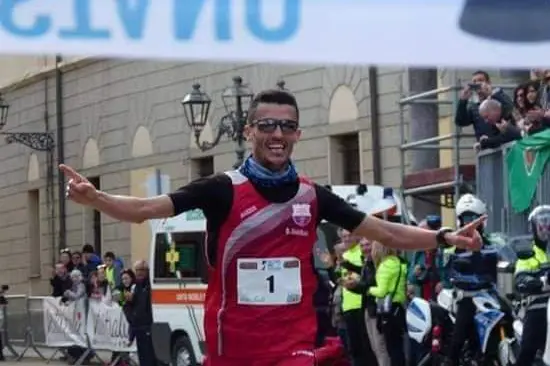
[203,353,315,366]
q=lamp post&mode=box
[0,93,54,151]
[181,76,287,168]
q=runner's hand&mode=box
[443,215,486,251]
[60,164,99,205]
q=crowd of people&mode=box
[311,192,503,366]
[49,244,155,365]
[456,69,550,151]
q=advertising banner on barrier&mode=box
[86,300,137,353]
[43,297,87,348]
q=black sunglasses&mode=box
[251,118,299,134]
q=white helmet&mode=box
[455,194,487,218]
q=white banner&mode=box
[0,0,549,68]
[42,297,87,348]
[86,300,137,353]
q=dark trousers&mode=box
[381,305,406,366]
[343,309,377,366]
[315,307,335,347]
[133,326,157,366]
[517,308,547,366]
[449,298,478,365]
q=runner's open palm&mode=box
[59,164,99,205]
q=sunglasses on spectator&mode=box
[250,118,299,134]
[60,248,71,254]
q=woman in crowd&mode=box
[368,242,407,366]
[59,249,74,273]
[513,84,526,116]
[88,266,111,301]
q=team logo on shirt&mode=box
[292,203,311,227]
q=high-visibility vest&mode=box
[341,244,363,312]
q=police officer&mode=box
[515,205,550,366]
[447,194,494,364]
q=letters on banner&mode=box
[42,297,136,352]
[43,297,87,348]
[0,0,548,68]
[86,300,137,353]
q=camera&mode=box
[1,285,8,292]
[468,82,482,91]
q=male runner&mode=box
[61,88,483,366]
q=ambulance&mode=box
[149,184,410,366]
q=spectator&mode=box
[50,263,72,297]
[540,69,550,110]
[369,242,407,366]
[89,267,111,301]
[71,251,86,274]
[474,99,521,150]
[103,251,122,289]
[59,249,74,273]
[118,269,137,345]
[513,84,526,116]
[62,269,86,303]
[455,70,514,141]
[82,244,102,278]
[125,260,157,366]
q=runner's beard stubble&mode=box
[459,0,550,43]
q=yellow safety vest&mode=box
[515,244,549,274]
[341,244,363,312]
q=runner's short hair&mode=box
[246,89,299,124]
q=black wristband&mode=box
[436,227,454,249]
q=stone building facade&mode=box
[2,58,510,294]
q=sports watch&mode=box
[435,227,454,249]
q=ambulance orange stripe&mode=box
[152,288,206,305]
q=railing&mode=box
[1,294,138,365]
[477,143,550,236]
[399,83,518,211]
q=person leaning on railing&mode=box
[474,99,521,151]
[455,70,515,141]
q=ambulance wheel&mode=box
[171,336,197,366]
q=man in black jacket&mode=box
[455,71,516,144]
[126,260,156,366]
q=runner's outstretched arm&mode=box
[353,215,485,251]
[60,164,174,223]
[92,191,173,223]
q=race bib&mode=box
[237,257,302,306]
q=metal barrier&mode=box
[477,143,549,236]
[1,295,138,365]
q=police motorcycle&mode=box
[407,235,517,366]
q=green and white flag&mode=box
[506,130,550,213]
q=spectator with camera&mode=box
[455,70,515,142]
[50,263,72,297]
[473,99,521,151]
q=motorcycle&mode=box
[407,249,517,365]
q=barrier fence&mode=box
[1,295,137,365]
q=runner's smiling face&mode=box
[245,103,301,172]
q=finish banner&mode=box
[0,0,548,68]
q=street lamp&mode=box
[181,76,287,168]
[0,93,54,151]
